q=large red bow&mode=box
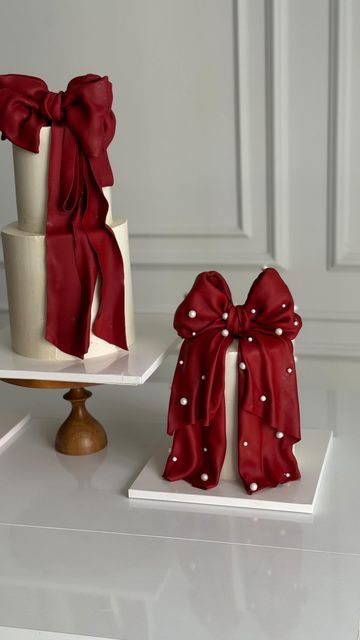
[163,269,302,493]
[0,73,127,358]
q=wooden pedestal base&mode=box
[1,379,107,456]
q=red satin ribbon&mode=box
[163,269,302,493]
[0,74,127,358]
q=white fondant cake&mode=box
[222,343,239,481]
[1,126,135,360]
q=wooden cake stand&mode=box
[0,314,177,457]
[1,379,104,456]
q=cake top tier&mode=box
[13,127,113,234]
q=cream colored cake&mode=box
[1,126,135,360]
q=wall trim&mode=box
[301,308,360,323]
[327,0,360,269]
[130,0,290,268]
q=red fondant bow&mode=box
[0,73,127,358]
[163,269,302,493]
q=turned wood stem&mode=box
[1,379,107,456]
[55,387,108,456]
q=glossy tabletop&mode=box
[0,353,359,639]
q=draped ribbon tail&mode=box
[163,331,231,489]
[85,157,127,351]
[45,125,96,358]
[237,335,301,494]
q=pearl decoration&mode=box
[179,360,184,365]
[172,456,178,462]
[276,431,284,439]
[203,447,208,452]
[251,308,256,314]
[284,472,291,478]
[281,303,286,308]
[239,361,246,370]
[180,397,188,406]
[188,309,197,318]
[243,441,248,447]
[294,320,299,326]
[287,367,293,374]
[222,312,229,320]
[275,328,283,336]
[260,395,267,402]
[222,329,229,337]
[249,482,258,491]
[201,473,209,482]
[192,331,197,336]
[248,337,253,342]
[201,374,206,380]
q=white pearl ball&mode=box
[201,473,209,482]
[249,482,258,491]
[251,308,256,314]
[276,431,284,439]
[222,329,229,337]
[281,303,286,308]
[239,361,246,370]
[287,367,293,373]
[179,360,184,365]
[275,328,283,336]
[172,456,178,462]
[222,312,228,320]
[192,331,197,336]
[180,397,188,406]
[243,441,248,447]
[203,447,208,452]
[294,320,299,326]
[201,374,206,380]
[188,309,197,318]
[260,395,267,402]
[248,337,253,342]
[284,472,290,478]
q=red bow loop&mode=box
[63,74,116,158]
[174,271,233,340]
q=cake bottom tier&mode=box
[1,219,135,360]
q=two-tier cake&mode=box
[0,74,135,360]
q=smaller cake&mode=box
[163,269,302,494]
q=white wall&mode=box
[0,0,359,357]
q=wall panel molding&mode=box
[130,0,290,267]
[327,0,360,269]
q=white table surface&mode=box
[0,333,359,638]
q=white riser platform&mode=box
[129,430,333,513]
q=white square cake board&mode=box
[129,430,333,513]
[0,412,31,450]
